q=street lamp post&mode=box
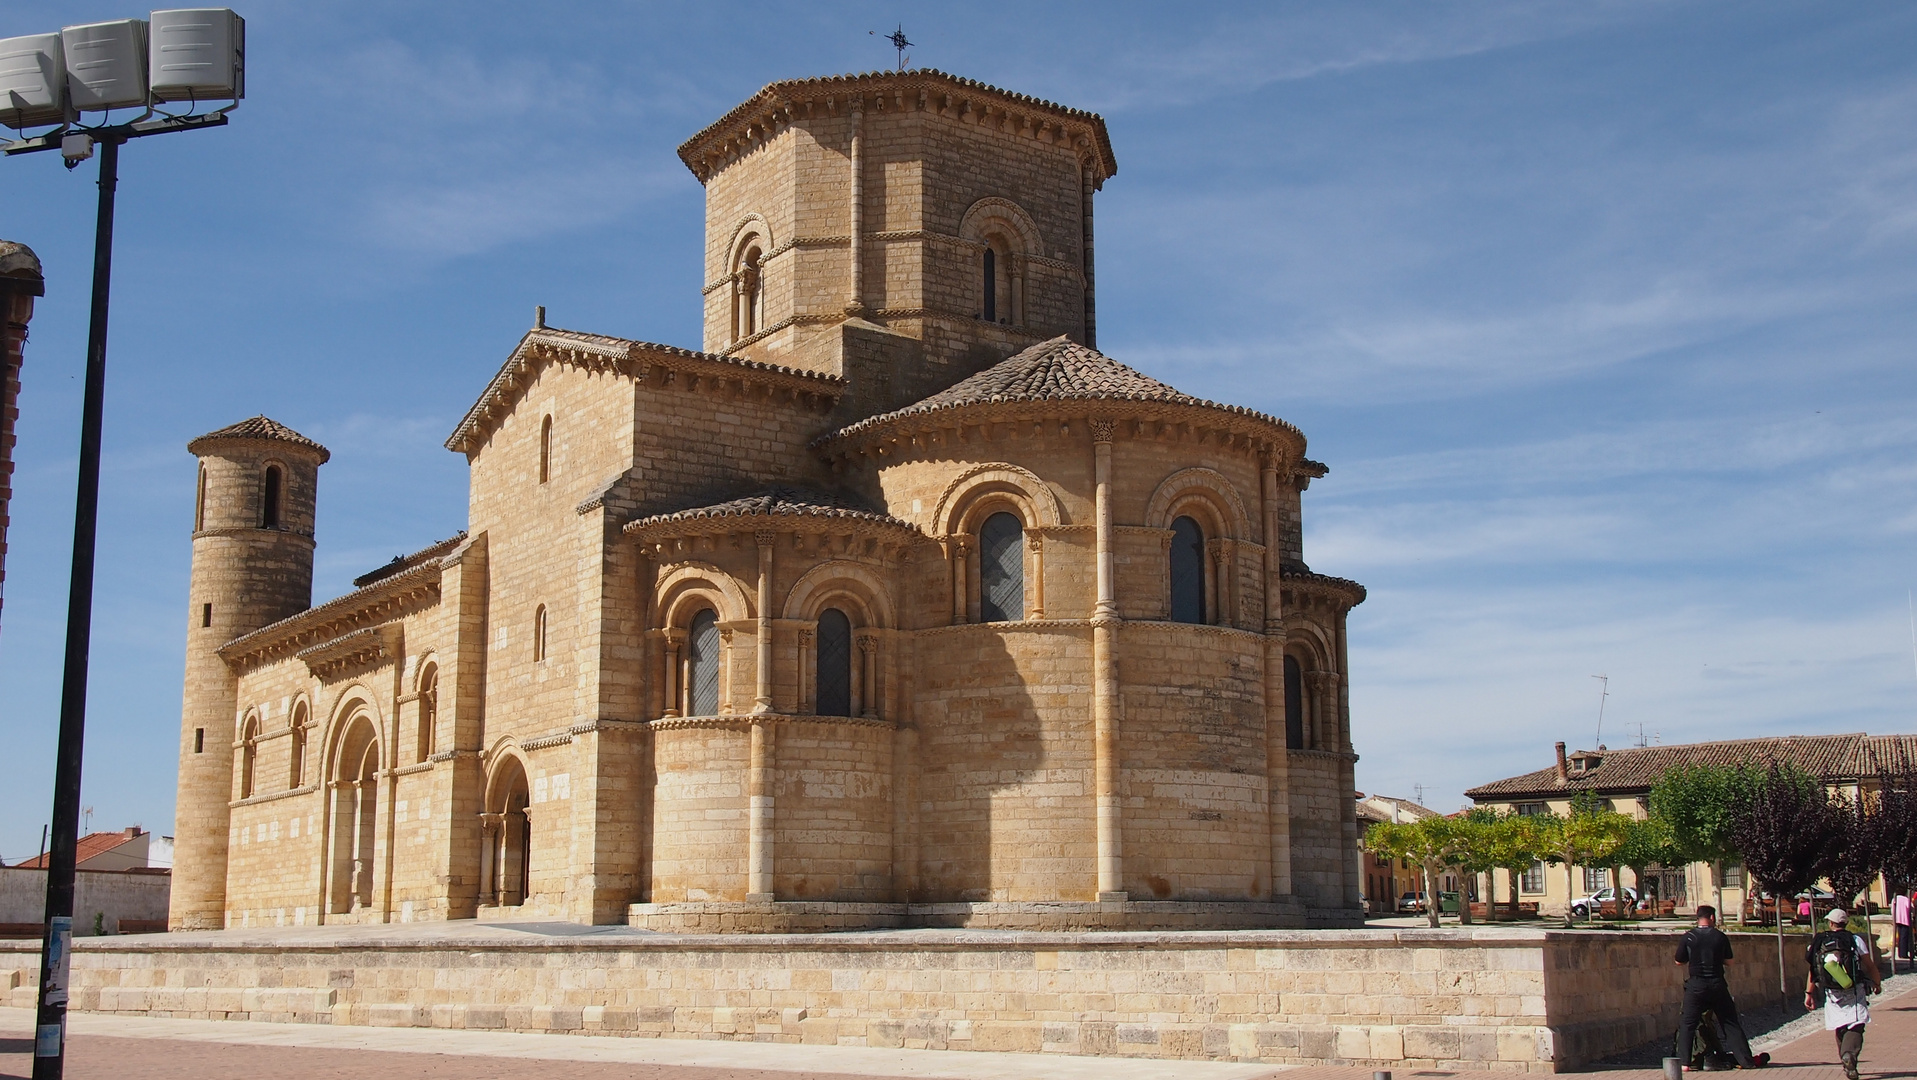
[1,11,244,1079]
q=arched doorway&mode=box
[328,713,380,914]
[483,756,532,907]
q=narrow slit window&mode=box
[201,603,213,628]
[262,465,283,529]
[194,465,207,531]
[978,512,1024,622]
[687,609,721,716]
[1284,655,1305,750]
[816,608,853,717]
[533,606,548,662]
[1169,516,1206,624]
[982,247,997,323]
[194,727,205,754]
[539,415,552,484]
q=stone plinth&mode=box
[0,925,1809,1072]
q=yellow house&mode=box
[1466,733,1917,919]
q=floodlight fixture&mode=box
[148,9,244,102]
[0,33,67,128]
[59,19,149,113]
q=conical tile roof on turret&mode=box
[188,415,331,463]
[814,336,1304,450]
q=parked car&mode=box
[1398,892,1427,914]
[1570,887,1639,918]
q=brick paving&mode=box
[1,985,1912,1080]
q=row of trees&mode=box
[1364,762,1917,930]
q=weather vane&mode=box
[870,24,913,71]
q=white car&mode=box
[1571,887,1639,917]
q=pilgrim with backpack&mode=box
[1803,908,1883,1080]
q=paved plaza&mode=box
[2,981,1913,1080]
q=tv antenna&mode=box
[870,24,913,71]
[1413,783,1427,807]
[1591,674,1609,748]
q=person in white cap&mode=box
[1803,907,1882,1080]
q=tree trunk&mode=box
[1714,860,1726,924]
[1565,860,1578,927]
[1425,861,1441,928]
[1458,872,1475,925]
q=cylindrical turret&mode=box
[170,416,328,930]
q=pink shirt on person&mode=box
[1896,893,1912,927]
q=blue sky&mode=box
[1,1,1914,861]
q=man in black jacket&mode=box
[1675,905,1770,1070]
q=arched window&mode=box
[735,246,763,342]
[538,415,552,484]
[687,608,721,716]
[1169,515,1206,624]
[532,606,548,662]
[261,465,283,529]
[816,608,853,717]
[978,511,1024,622]
[485,757,532,907]
[329,715,380,913]
[239,715,260,798]
[1284,655,1306,750]
[288,701,308,788]
[982,247,997,323]
[194,465,207,531]
[416,663,438,762]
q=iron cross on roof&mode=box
[870,24,913,71]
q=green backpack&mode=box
[1807,930,1861,992]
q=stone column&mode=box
[478,813,503,905]
[0,240,42,639]
[1090,418,1124,899]
[661,629,684,717]
[1337,610,1361,910]
[753,531,775,714]
[1028,532,1046,618]
[747,720,775,900]
[948,537,970,625]
[857,633,879,719]
[1261,452,1292,898]
[846,101,866,316]
[796,627,814,714]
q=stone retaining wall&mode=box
[0,926,1809,1073]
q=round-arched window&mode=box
[816,608,853,717]
[1169,515,1206,624]
[979,512,1025,623]
[687,609,721,716]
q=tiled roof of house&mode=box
[13,828,140,869]
[677,69,1116,184]
[817,336,1305,447]
[188,415,330,462]
[1464,733,1917,800]
[624,485,915,533]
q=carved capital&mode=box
[755,530,777,549]
[1088,417,1115,444]
[856,634,879,655]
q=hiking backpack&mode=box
[1807,929,1861,991]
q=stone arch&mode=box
[1145,466,1251,539]
[259,458,288,530]
[287,695,311,789]
[729,214,773,343]
[655,562,754,627]
[959,197,1041,255]
[931,463,1063,538]
[238,710,262,799]
[728,212,775,263]
[781,560,895,627]
[413,654,440,763]
[480,742,533,907]
[322,686,386,772]
[325,703,382,914]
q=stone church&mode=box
[171,69,1366,933]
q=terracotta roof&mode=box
[188,415,331,463]
[445,326,843,455]
[352,532,469,588]
[678,69,1116,185]
[0,239,44,295]
[14,828,140,869]
[624,485,915,534]
[1464,733,1917,800]
[816,336,1305,448]
[1280,564,1368,606]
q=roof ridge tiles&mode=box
[188,415,330,462]
[625,483,917,533]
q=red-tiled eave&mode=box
[1464,733,1917,801]
[13,830,136,868]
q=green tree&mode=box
[1448,809,1506,926]
[1534,804,1632,927]
[1649,763,1760,920]
[1481,812,1549,921]
[1614,814,1683,919]
[1364,817,1471,928]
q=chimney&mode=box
[1555,741,1569,782]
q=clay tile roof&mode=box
[678,69,1116,184]
[817,336,1304,447]
[625,485,915,533]
[14,829,139,869]
[1463,733,1898,800]
[0,239,44,295]
[188,415,331,463]
[352,532,470,588]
